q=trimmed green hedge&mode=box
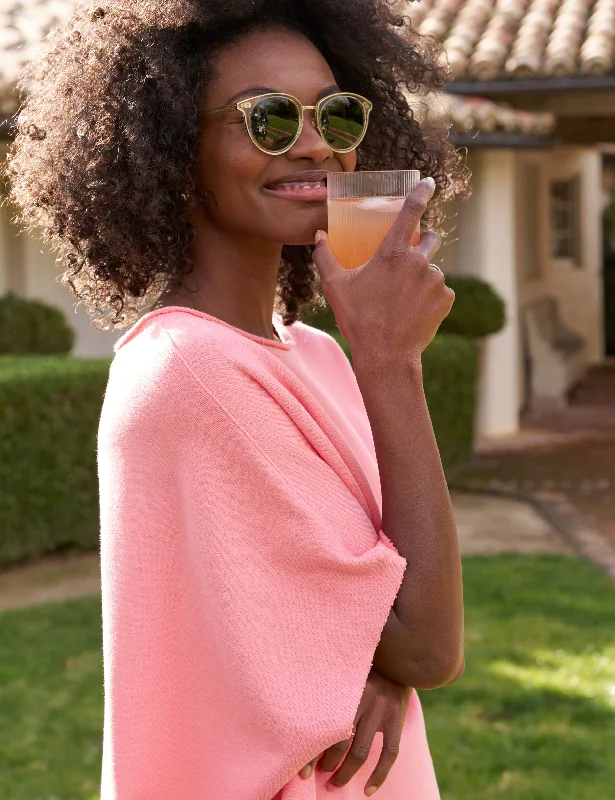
[0,355,111,569]
[421,334,480,469]
[438,274,506,338]
[0,293,76,355]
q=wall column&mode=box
[456,149,521,438]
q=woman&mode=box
[5,1,469,797]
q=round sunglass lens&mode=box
[320,96,367,151]
[249,97,300,152]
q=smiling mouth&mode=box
[264,177,327,191]
[262,174,328,202]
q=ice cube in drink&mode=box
[328,196,421,270]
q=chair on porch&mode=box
[523,297,586,410]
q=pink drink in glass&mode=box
[328,196,421,270]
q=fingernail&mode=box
[422,177,436,191]
[300,765,313,779]
[366,787,378,797]
[325,782,338,792]
[315,230,324,244]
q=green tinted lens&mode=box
[320,95,367,150]
[249,97,300,152]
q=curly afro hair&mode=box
[3,0,470,331]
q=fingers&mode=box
[299,755,320,780]
[318,736,353,774]
[323,716,378,791]
[312,229,346,287]
[362,714,405,796]
[412,230,442,264]
[381,177,436,254]
[376,225,441,277]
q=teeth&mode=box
[270,180,325,190]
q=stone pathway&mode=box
[0,550,101,614]
[452,491,574,556]
[0,491,575,614]
[452,435,615,581]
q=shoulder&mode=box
[112,307,256,373]
[104,308,308,417]
[102,311,244,430]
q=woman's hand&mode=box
[298,667,412,796]
[312,177,454,370]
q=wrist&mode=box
[350,344,423,380]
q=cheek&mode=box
[195,127,267,205]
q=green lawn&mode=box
[0,555,613,799]
[421,555,615,799]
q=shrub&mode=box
[0,355,111,568]
[421,334,480,469]
[438,274,506,338]
[0,292,75,355]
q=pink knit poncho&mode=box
[98,306,440,799]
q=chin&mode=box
[277,219,328,247]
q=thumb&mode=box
[312,230,345,286]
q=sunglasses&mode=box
[204,92,373,155]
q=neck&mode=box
[157,200,283,341]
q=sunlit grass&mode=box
[0,554,613,799]
[420,554,615,800]
[488,647,615,707]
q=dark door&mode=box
[603,156,615,356]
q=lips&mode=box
[262,170,332,202]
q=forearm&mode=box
[372,607,464,688]
[352,351,464,690]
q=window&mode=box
[550,176,582,266]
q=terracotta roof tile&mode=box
[411,0,615,80]
[442,92,556,135]
[405,87,556,138]
[0,0,559,140]
[0,1,613,113]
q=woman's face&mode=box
[193,26,357,246]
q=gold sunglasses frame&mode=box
[203,91,373,155]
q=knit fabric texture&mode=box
[97,306,440,799]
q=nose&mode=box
[286,108,333,162]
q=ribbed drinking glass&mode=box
[327,170,421,269]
